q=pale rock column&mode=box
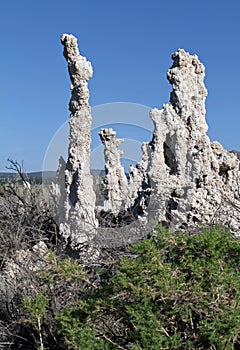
[56,36,240,239]
[99,128,128,214]
[59,34,98,245]
[143,49,240,231]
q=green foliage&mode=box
[40,252,85,285]
[55,305,112,350]
[23,293,48,350]
[20,225,240,349]
[39,253,113,348]
[23,293,48,325]
[103,225,240,349]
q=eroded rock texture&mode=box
[58,34,240,247]
[59,34,98,245]
[99,128,128,213]
[137,49,240,231]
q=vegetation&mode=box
[1,163,240,349]
[53,225,240,349]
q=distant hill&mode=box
[0,171,56,183]
[0,172,16,180]
[0,169,105,183]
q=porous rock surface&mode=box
[138,49,240,231]
[57,35,240,247]
[58,34,98,245]
[99,128,128,214]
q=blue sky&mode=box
[1,0,240,172]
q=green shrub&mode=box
[102,225,240,349]
[21,225,240,349]
[55,304,112,350]
[22,293,48,350]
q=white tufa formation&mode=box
[99,128,128,214]
[59,34,98,245]
[57,34,240,247]
[139,49,240,231]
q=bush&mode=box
[1,174,240,350]
[23,225,240,349]
[101,225,240,349]
[0,161,59,349]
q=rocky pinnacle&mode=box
[56,35,240,247]
[59,34,98,245]
[99,128,128,214]
[144,49,240,230]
